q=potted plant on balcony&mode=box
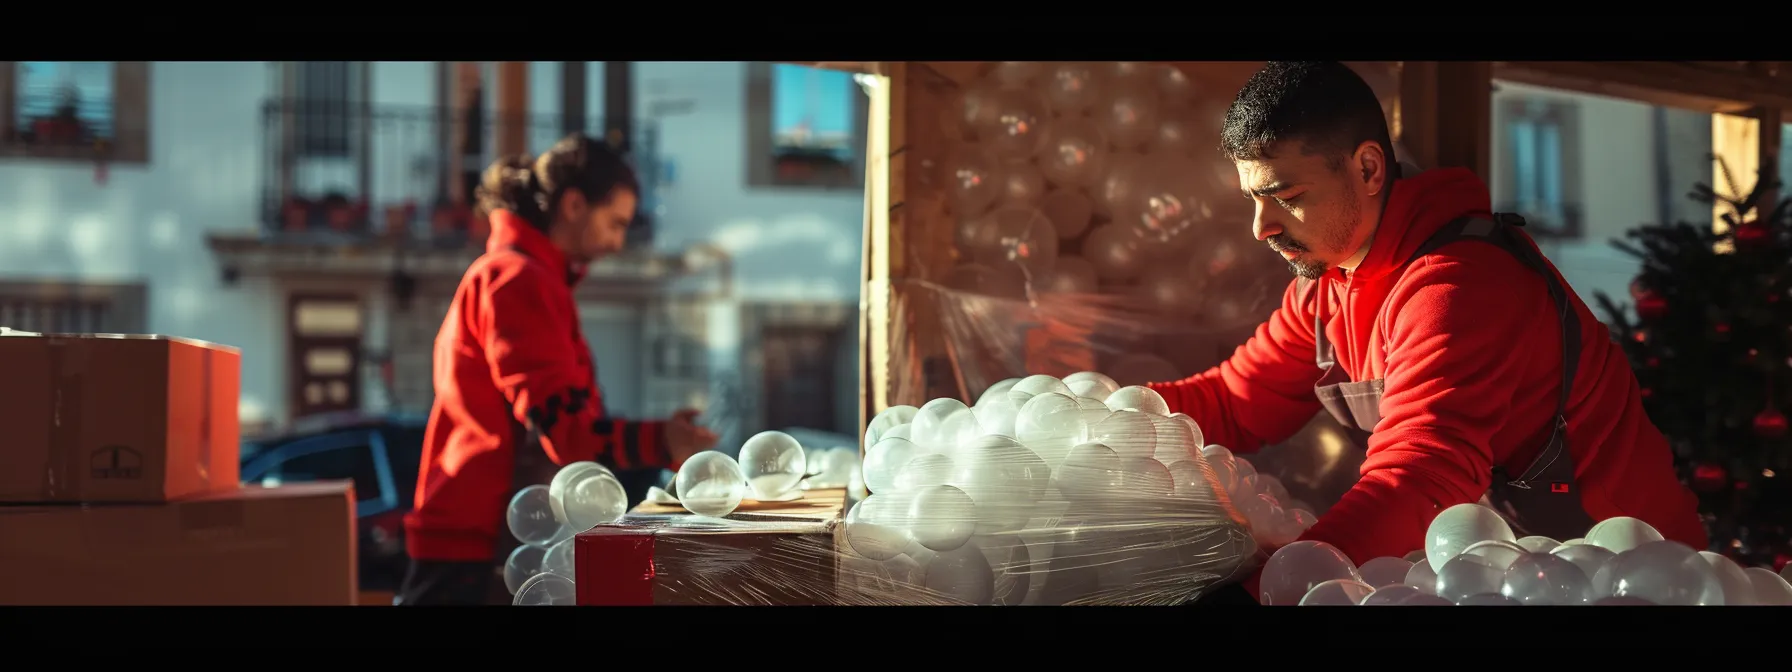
[383,200,418,242]
[282,197,312,233]
[320,193,357,232]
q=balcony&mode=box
[210,98,673,283]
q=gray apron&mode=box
[1303,213,1598,540]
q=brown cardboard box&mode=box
[0,481,358,605]
[0,333,241,503]
[575,488,847,605]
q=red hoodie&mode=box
[1150,168,1706,572]
[405,210,676,562]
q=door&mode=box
[290,295,364,419]
[760,325,843,432]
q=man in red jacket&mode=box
[1147,62,1705,596]
[399,134,718,605]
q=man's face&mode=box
[1234,141,1385,279]
[557,188,638,263]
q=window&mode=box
[295,61,357,158]
[1495,96,1584,237]
[0,61,150,163]
[0,280,147,333]
[745,62,867,189]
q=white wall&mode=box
[0,62,285,422]
[1488,81,1711,317]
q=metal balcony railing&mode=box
[259,99,662,249]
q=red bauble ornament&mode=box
[1734,221,1770,247]
[1690,462,1729,493]
[1755,408,1790,439]
[1635,293,1668,321]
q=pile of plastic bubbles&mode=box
[1261,502,1792,606]
[502,430,864,606]
[837,372,1259,605]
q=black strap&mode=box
[1403,214,1581,423]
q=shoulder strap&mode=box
[1406,214,1581,423]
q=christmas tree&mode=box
[1595,156,1790,572]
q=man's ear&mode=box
[1355,140,1388,197]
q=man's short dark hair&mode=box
[1220,61,1394,170]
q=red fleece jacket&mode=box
[1149,168,1706,593]
[405,210,677,562]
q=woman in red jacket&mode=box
[398,134,718,606]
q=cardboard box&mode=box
[0,481,358,605]
[0,333,241,503]
[575,488,846,606]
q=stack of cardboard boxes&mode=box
[0,332,359,605]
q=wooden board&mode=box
[627,487,848,523]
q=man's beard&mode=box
[1271,185,1362,280]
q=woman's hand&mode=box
[666,409,720,464]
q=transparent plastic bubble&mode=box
[883,424,913,441]
[1435,554,1505,604]
[1461,539,1528,572]
[1114,457,1173,498]
[1039,188,1093,240]
[988,61,1042,88]
[1458,593,1521,606]
[1402,549,1428,563]
[549,462,614,526]
[1081,223,1145,283]
[1298,578,1374,606]
[562,471,627,532]
[1357,557,1415,589]
[739,430,809,499]
[1154,64,1197,109]
[1551,542,1616,581]
[503,544,547,595]
[1401,594,1457,606]
[1062,371,1119,401]
[541,537,576,580]
[1053,442,1123,499]
[1424,503,1517,572]
[512,572,577,606]
[1015,392,1080,436]
[976,379,1023,407]
[1149,115,1199,158]
[1114,153,1218,245]
[674,451,747,518]
[1203,454,1238,493]
[1104,385,1170,416]
[1592,595,1656,606]
[1009,374,1074,406]
[506,484,567,547]
[1088,410,1158,460]
[1166,460,1216,500]
[1288,509,1319,533]
[1093,151,1146,219]
[912,398,971,448]
[864,436,921,494]
[950,435,1050,533]
[976,535,1035,606]
[894,453,956,491]
[1696,551,1756,606]
[1091,79,1161,150]
[1744,567,1792,605]
[1035,117,1108,189]
[1042,62,1103,116]
[1515,535,1560,553]
[1260,540,1362,606]
[1149,415,1199,464]
[845,494,914,561]
[973,207,1059,279]
[865,404,919,446]
[1255,474,1291,504]
[1585,516,1664,555]
[909,484,978,552]
[1599,540,1723,606]
[925,540,997,605]
[973,88,1050,161]
[947,146,1004,217]
[1232,456,1258,483]
[1360,584,1425,606]
[1500,552,1593,605]
[996,160,1047,207]
[972,397,1022,437]
[1403,560,1439,595]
